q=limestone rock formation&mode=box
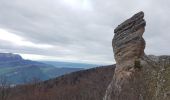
[113,11,145,65]
[104,11,170,100]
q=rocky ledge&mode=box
[104,11,170,100]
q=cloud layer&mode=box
[0,0,170,64]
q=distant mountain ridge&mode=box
[0,53,22,62]
[0,53,91,84]
[41,61,98,69]
[10,65,116,100]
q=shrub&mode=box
[134,60,142,69]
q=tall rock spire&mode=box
[104,11,170,100]
[104,11,147,100]
[113,11,146,65]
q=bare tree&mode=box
[0,76,11,100]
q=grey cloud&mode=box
[0,0,170,64]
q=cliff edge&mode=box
[104,11,170,100]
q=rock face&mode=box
[104,11,170,100]
[113,11,145,65]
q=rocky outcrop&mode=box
[104,11,170,100]
[113,11,145,65]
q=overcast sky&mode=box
[0,0,170,64]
